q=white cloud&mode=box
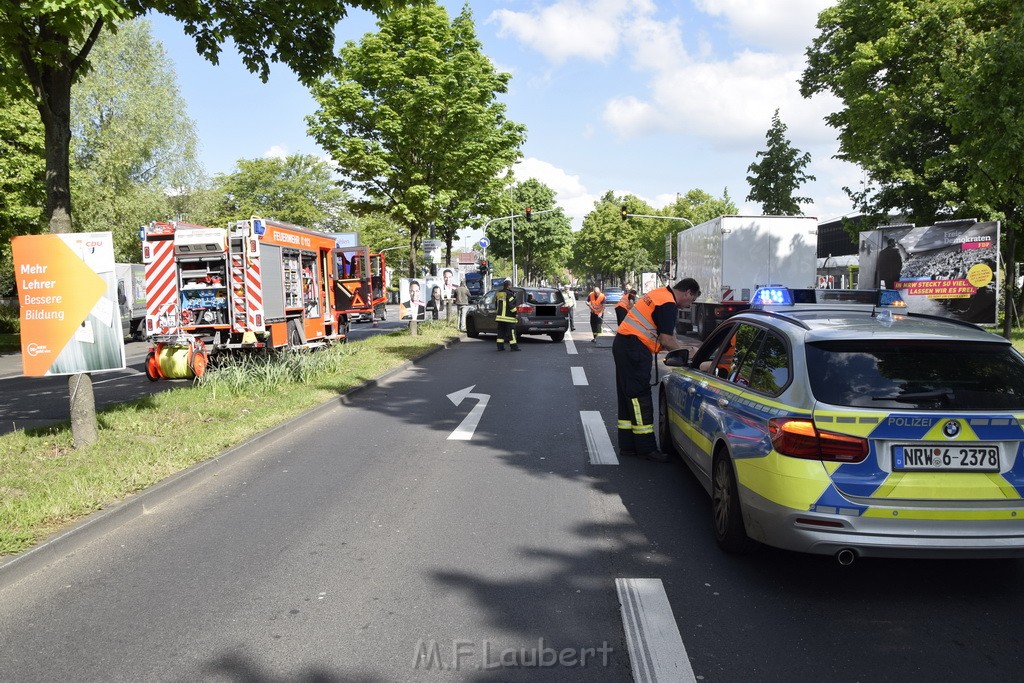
[489,0,651,64]
[514,157,597,229]
[263,145,289,159]
[693,0,833,54]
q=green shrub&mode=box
[0,304,19,334]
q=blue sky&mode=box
[149,0,855,241]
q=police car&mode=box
[658,286,1024,563]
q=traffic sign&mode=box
[479,237,490,249]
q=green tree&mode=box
[572,192,658,285]
[944,1,1024,335]
[799,0,976,223]
[210,154,349,231]
[745,109,815,215]
[1,0,401,447]
[801,0,1024,333]
[70,18,202,261]
[0,97,46,267]
[306,3,527,277]
[484,179,572,285]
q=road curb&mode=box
[0,334,461,589]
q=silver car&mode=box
[660,286,1024,563]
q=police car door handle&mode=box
[687,387,696,394]
[717,397,729,408]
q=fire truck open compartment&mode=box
[177,257,229,327]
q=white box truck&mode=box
[115,263,147,340]
[675,215,818,339]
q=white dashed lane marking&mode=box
[581,411,617,465]
[616,578,696,683]
[571,366,587,386]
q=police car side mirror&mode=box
[663,349,690,367]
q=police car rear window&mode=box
[805,340,1024,410]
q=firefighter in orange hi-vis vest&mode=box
[613,278,700,462]
[586,286,606,343]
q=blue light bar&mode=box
[879,289,906,307]
[751,286,793,307]
[252,218,265,236]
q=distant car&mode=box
[466,286,570,342]
[603,287,625,304]
[659,286,1024,563]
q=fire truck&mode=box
[141,218,365,380]
[334,241,388,322]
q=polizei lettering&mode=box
[886,417,934,428]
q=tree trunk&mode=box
[40,61,99,447]
[68,373,98,448]
[1003,219,1017,338]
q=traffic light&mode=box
[525,207,532,222]
[478,259,488,275]
[620,205,628,222]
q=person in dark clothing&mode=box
[494,281,520,351]
[614,289,637,325]
[613,278,700,461]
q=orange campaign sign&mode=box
[12,233,123,376]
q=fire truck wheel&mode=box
[288,322,303,349]
[377,304,387,321]
[145,352,161,382]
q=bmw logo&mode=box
[943,420,960,438]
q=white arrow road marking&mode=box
[581,411,617,464]
[616,578,696,683]
[447,385,490,441]
[571,366,588,386]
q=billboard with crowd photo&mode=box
[858,220,999,325]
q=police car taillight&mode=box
[768,418,868,463]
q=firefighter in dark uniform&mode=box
[495,280,521,351]
[613,278,700,461]
[614,289,637,325]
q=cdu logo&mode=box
[943,420,960,438]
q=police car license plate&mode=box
[892,444,1000,471]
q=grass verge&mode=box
[0,323,456,556]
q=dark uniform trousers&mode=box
[612,332,657,455]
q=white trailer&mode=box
[115,263,146,340]
[675,215,818,339]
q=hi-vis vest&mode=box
[496,289,518,323]
[617,287,676,353]
[587,292,606,316]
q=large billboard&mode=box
[858,220,999,325]
[12,232,127,376]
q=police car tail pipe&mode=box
[835,548,857,566]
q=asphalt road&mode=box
[2,310,1022,681]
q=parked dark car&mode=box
[466,286,570,342]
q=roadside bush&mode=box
[0,304,19,334]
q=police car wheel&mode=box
[711,452,758,554]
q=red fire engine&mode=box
[141,218,356,380]
[334,244,388,321]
